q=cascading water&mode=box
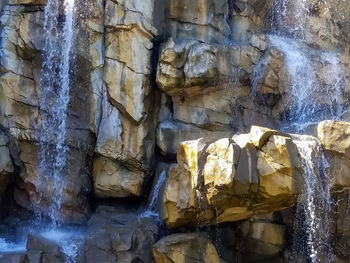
[0,0,84,260]
[271,0,309,39]
[258,0,343,262]
[268,35,344,132]
[292,136,333,263]
[38,0,76,222]
[139,170,167,221]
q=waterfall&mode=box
[271,0,309,40]
[38,0,76,222]
[140,170,167,220]
[268,35,344,132]
[292,136,333,263]
[262,1,342,262]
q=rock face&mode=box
[153,233,223,263]
[2,0,350,262]
[317,120,350,191]
[26,234,66,263]
[160,126,306,228]
[81,207,160,263]
[0,132,13,201]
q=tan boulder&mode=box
[257,135,303,198]
[153,233,223,263]
[204,138,259,207]
[318,120,350,159]
[93,156,144,198]
[318,120,350,190]
[160,126,304,228]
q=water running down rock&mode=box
[1,0,350,262]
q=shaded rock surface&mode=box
[81,206,160,263]
[153,232,224,263]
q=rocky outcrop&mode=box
[0,0,164,220]
[160,122,350,228]
[317,120,350,191]
[153,233,223,263]
[160,126,305,228]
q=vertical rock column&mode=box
[92,0,163,198]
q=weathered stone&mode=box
[234,221,285,261]
[82,207,159,263]
[318,121,350,190]
[95,93,155,172]
[153,233,223,263]
[0,254,28,263]
[15,142,91,224]
[0,133,12,202]
[160,126,306,228]
[156,38,263,98]
[156,120,231,155]
[318,120,350,159]
[257,135,303,198]
[93,156,144,198]
[167,0,229,44]
[26,234,65,263]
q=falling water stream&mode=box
[38,0,76,222]
[268,35,344,132]
[0,0,83,260]
[292,136,333,263]
[267,0,343,262]
[139,170,167,221]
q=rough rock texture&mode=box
[153,233,223,263]
[318,120,350,191]
[3,0,350,262]
[161,126,305,228]
[26,234,66,263]
[0,132,13,201]
[81,206,160,263]
[270,0,350,52]
[0,0,163,221]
